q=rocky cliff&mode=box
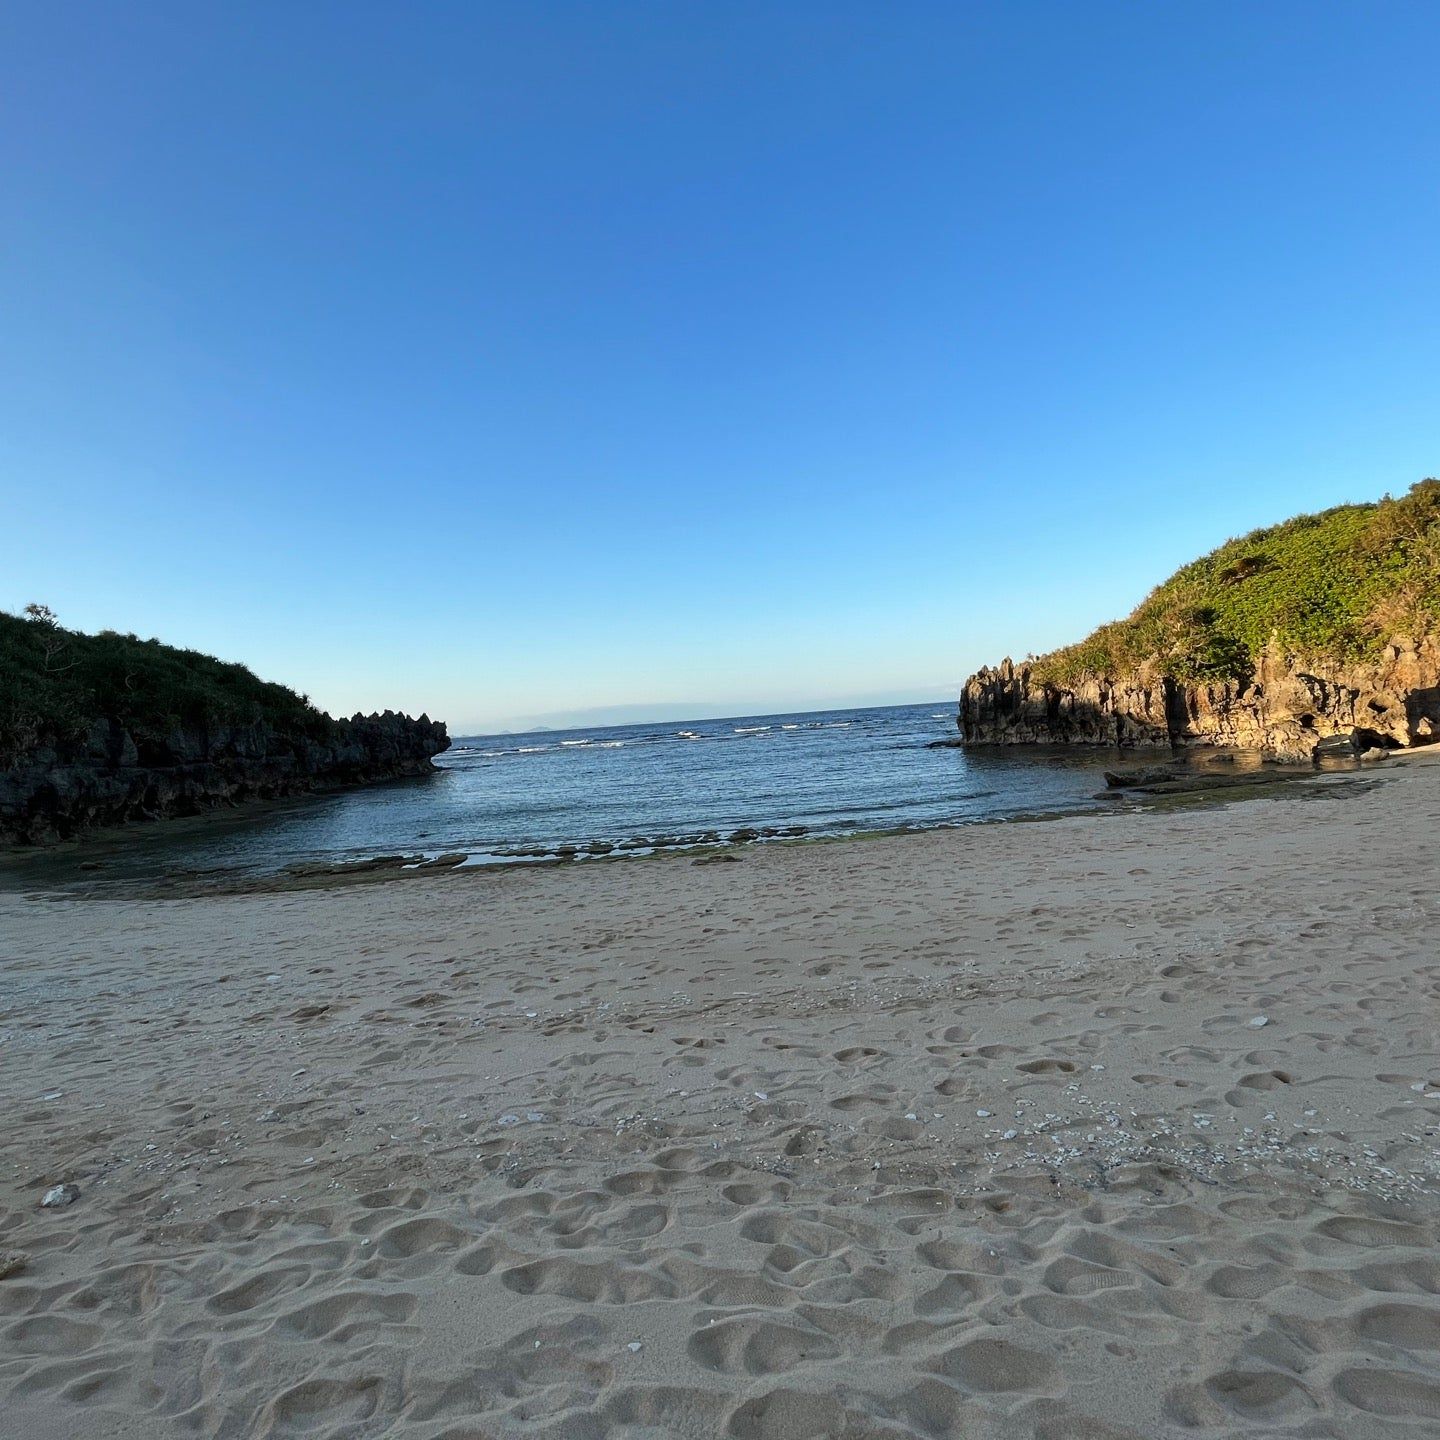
[0,710,450,845]
[1,610,452,845]
[959,483,1440,761]
[960,635,1440,761]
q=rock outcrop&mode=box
[960,635,1440,762]
[1,710,449,845]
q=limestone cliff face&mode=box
[960,635,1440,761]
[0,711,450,845]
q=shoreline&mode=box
[2,753,1437,1435]
[2,746,1409,901]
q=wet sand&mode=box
[1,756,1438,1438]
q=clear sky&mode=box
[3,4,1437,732]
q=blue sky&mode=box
[3,4,1437,731]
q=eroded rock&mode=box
[958,636,1440,762]
[2,712,450,846]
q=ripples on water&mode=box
[6,704,1138,882]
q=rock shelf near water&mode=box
[960,639,1439,762]
[1,709,449,845]
[1,609,449,845]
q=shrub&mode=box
[1031,480,1440,687]
[0,611,333,766]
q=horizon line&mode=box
[454,696,956,740]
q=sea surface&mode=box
[5,704,1150,885]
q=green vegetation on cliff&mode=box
[1033,480,1440,687]
[0,607,331,765]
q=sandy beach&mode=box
[2,759,1438,1439]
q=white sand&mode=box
[1,758,1438,1438]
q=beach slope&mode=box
[1,760,1438,1437]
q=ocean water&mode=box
[430,703,1123,858]
[2,703,1154,887]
